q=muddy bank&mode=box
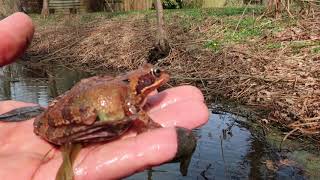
[24,9,320,141]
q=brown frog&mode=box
[31,64,170,180]
[33,63,169,145]
[0,64,196,179]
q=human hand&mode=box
[0,87,208,179]
[0,13,209,179]
[0,12,34,66]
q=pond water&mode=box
[0,63,307,179]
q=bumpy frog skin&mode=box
[33,64,169,145]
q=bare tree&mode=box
[148,0,170,63]
[41,0,49,17]
[155,0,170,56]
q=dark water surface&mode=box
[0,63,307,179]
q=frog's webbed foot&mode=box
[170,127,197,176]
[0,106,44,122]
[56,143,82,180]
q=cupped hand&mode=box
[0,86,208,180]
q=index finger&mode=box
[0,12,34,67]
[148,86,208,129]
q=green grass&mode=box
[31,6,311,56]
[204,40,222,52]
[312,47,320,54]
[266,42,282,49]
[204,16,267,51]
[166,6,264,19]
[205,6,264,16]
[224,17,262,41]
[166,7,281,50]
[290,41,320,54]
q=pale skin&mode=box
[0,13,209,179]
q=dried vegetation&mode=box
[25,8,320,140]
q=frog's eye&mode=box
[151,68,161,77]
[122,79,130,84]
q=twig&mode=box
[192,67,209,95]
[304,116,320,122]
[219,135,230,180]
[280,0,294,18]
[280,128,300,151]
[235,84,255,99]
[39,56,79,63]
[172,74,298,83]
[104,0,114,12]
[39,40,81,61]
[289,121,320,128]
[232,0,252,37]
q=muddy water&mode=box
[0,63,307,179]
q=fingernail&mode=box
[171,127,197,176]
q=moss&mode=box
[291,151,320,178]
[265,128,320,178]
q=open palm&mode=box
[0,86,208,180]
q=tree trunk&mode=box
[0,0,21,16]
[155,0,170,55]
[41,0,49,17]
[148,0,170,64]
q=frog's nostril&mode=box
[127,102,137,114]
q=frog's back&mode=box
[33,77,130,145]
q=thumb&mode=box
[0,12,34,67]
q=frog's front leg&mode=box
[132,111,162,134]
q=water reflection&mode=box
[0,63,89,106]
[126,113,259,180]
